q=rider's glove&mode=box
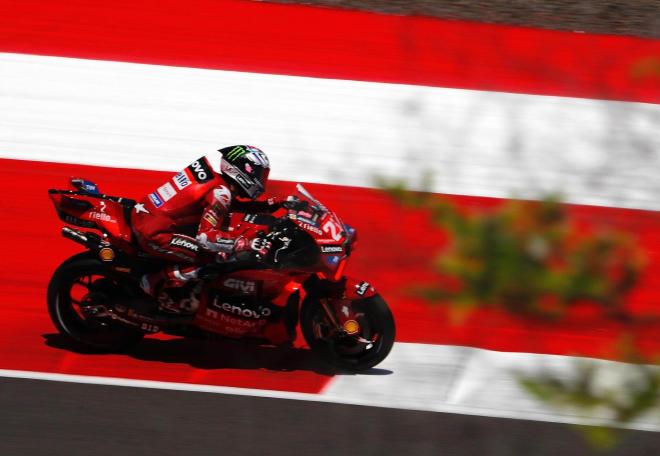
[233,236,272,259]
[249,237,272,257]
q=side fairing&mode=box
[193,270,304,344]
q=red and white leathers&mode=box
[131,156,278,295]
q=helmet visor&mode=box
[221,159,267,199]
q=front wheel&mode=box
[301,294,395,372]
[47,253,145,352]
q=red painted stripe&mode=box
[1,0,658,103]
[1,158,658,389]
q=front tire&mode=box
[301,294,395,372]
[47,253,144,352]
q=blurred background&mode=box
[0,0,659,454]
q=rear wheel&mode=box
[47,253,144,352]
[301,294,395,371]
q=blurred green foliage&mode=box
[385,186,645,321]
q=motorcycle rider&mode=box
[133,145,285,298]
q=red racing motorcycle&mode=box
[48,179,395,371]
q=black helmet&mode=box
[218,145,271,199]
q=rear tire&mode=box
[301,294,395,372]
[47,253,144,352]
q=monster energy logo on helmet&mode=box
[224,145,269,166]
[226,146,248,161]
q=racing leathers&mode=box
[132,156,279,295]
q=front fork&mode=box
[304,274,378,343]
[317,296,374,346]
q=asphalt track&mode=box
[2,377,659,456]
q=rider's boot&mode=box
[139,270,166,297]
[140,265,201,296]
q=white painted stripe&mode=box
[1,53,659,210]
[323,343,660,432]
[1,343,658,432]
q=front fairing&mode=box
[286,188,354,280]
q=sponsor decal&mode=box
[197,234,235,252]
[148,192,164,208]
[188,159,213,183]
[87,211,116,223]
[173,171,191,190]
[206,290,277,323]
[169,235,199,253]
[113,266,131,273]
[98,247,115,262]
[320,245,343,254]
[317,238,343,245]
[243,214,258,223]
[203,211,218,227]
[216,302,271,320]
[72,179,99,194]
[296,216,318,226]
[356,281,370,296]
[82,182,98,193]
[323,218,344,241]
[215,237,236,247]
[220,315,256,333]
[62,213,95,228]
[148,242,194,261]
[133,203,149,214]
[298,221,323,235]
[157,182,177,202]
[233,173,251,188]
[202,310,265,332]
[213,186,231,208]
[343,320,360,335]
[140,323,160,333]
[324,255,340,265]
[223,278,257,293]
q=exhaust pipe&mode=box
[61,226,103,249]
